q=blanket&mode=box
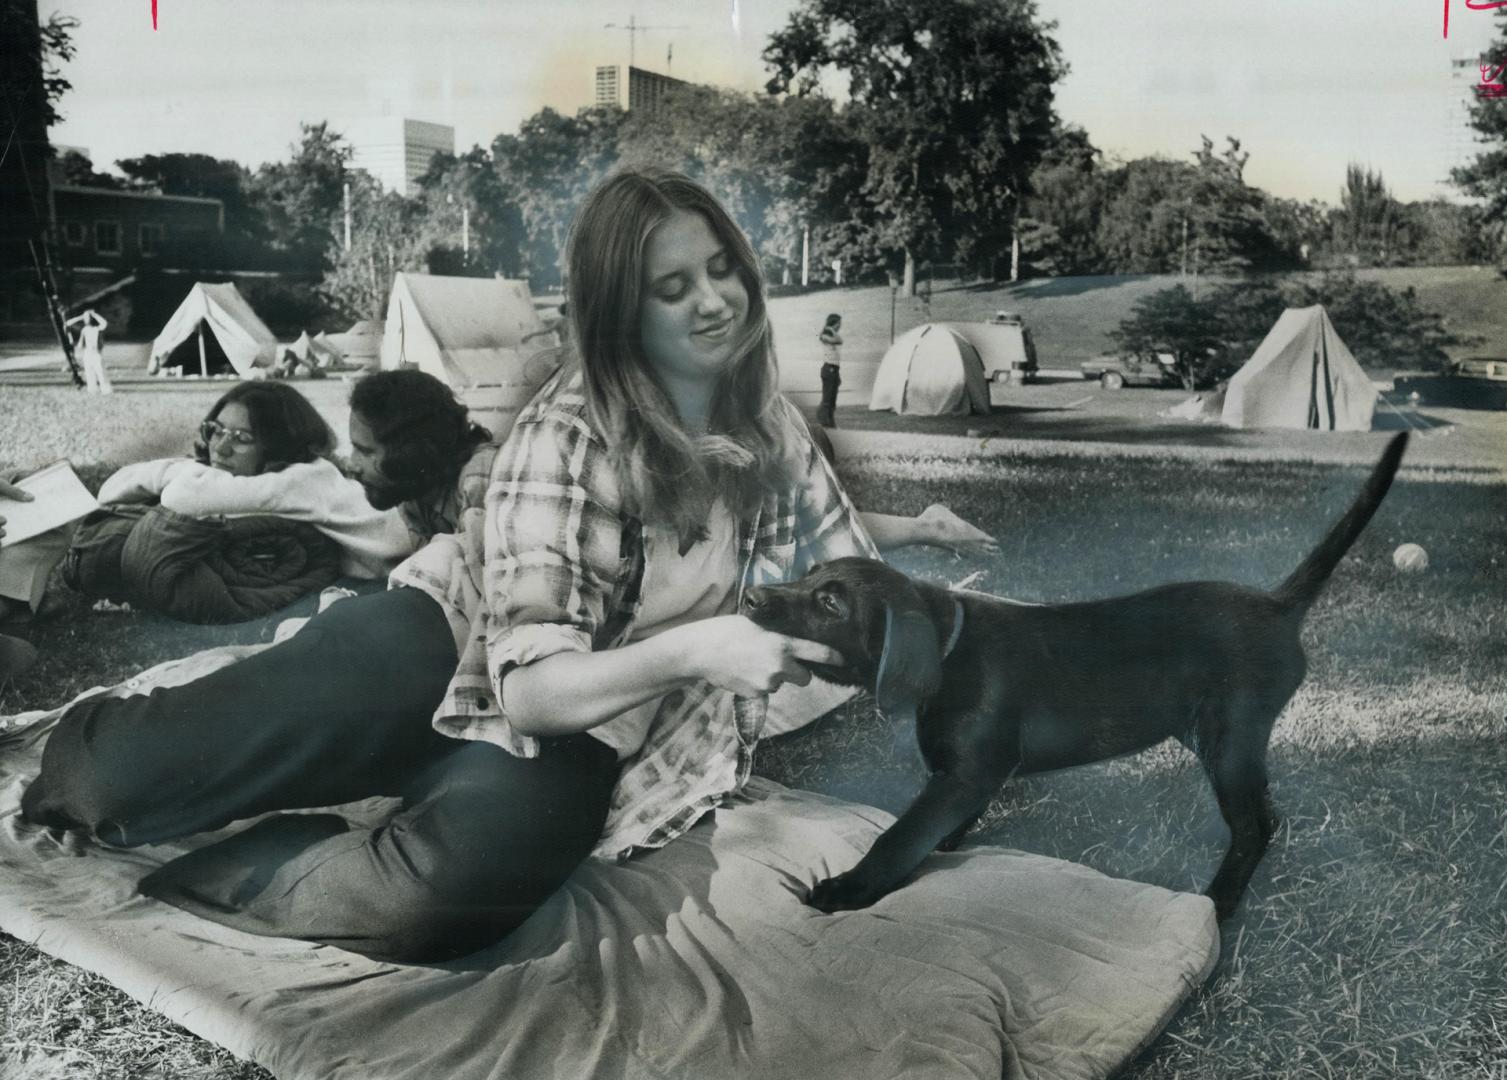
[0,652,1218,1080]
[65,505,342,623]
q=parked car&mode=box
[1080,349,1181,389]
[1450,356,1507,381]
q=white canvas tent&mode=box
[149,282,279,377]
[869,323,992,416]
[1161,386,1226,423]
[275,331,345,378]
[1221,306,1376,432]
[322,320,382,368]
[380,273,562,437]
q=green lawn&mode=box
[3,441,1504,1079]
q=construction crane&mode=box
[604,14,689,71]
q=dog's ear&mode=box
[873,600,942,718]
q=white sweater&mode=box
[97,457,416,580]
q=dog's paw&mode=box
[807,872,881,913]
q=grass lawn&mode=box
[2,428,1504,1077]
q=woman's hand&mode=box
[686,614,844,697]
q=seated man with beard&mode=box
[345,369,498,549]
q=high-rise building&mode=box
[592,65,688,118]
[347,117,456,197]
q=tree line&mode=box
[44,0,1501,328]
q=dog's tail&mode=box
[1271,431,1408,615]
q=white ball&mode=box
[1392,543,1429,573]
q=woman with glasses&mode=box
[92,381,412,580]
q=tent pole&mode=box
[197,323,208,378]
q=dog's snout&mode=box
[744,586,770,611]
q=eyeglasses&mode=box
[199,419,258,448]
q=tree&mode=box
[117,151,268,253]
[54,149,125,189]
[491,106,623,285]
[1,1,77,272]
[1114,274,1458,392]
[1111,284,1229,389]
[764,0,1066,290]
[319,173,425,322]
[1281,272,1456,372]
[1335,164,1404,264]
[1452,21,1507,258]
[247,122,352,269]
[1016,126,1107,276]
[413,146,524,278]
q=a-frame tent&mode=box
[1221,305,1377,432]
[869,323,992,416]
[149,282,279,377]
[379,272,561,437]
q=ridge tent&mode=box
[380,273,562,438]
[1221,306,1377,432]
[275,331,344,378]
[869,323,992,417]
[148,282,279,377]
[1161,386,1227,423]
[322,321,382,369]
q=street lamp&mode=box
[446,193,470,258]
[886,270,900,344]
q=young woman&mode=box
[22,168,874,963]
[92,381,412,579]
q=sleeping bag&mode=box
[65,504,341,624]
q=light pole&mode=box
[887,270,900,344]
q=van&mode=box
[943,312,1039,384]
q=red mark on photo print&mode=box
[152,0,157,30]
[1446,0,1507,38]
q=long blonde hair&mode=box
[565,166,790,548]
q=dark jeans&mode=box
[818,362,841,427]
[21,587,620,963]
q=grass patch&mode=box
[3,448,1504,1078]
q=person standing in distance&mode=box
[816,313,843,428]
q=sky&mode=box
[44,0,1501,206]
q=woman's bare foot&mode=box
[918,504,999,557]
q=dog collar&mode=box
[942,598,965,659]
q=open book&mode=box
[0,461,98,547]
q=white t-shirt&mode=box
[588,501,739,760]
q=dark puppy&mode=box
[745,433,1408,920]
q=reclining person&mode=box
[66,382,413,623]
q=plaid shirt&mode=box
[397,442,499,547]
[391,367,878,859]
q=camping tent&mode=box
[380,273,562,437]
[149,282,279,377]
[322,320,382,369]
[869,324,992,416]
[275,331,345,378]
[1161,386,1227,423]
[1221,306,1376,432]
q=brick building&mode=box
[51,185,226,273]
